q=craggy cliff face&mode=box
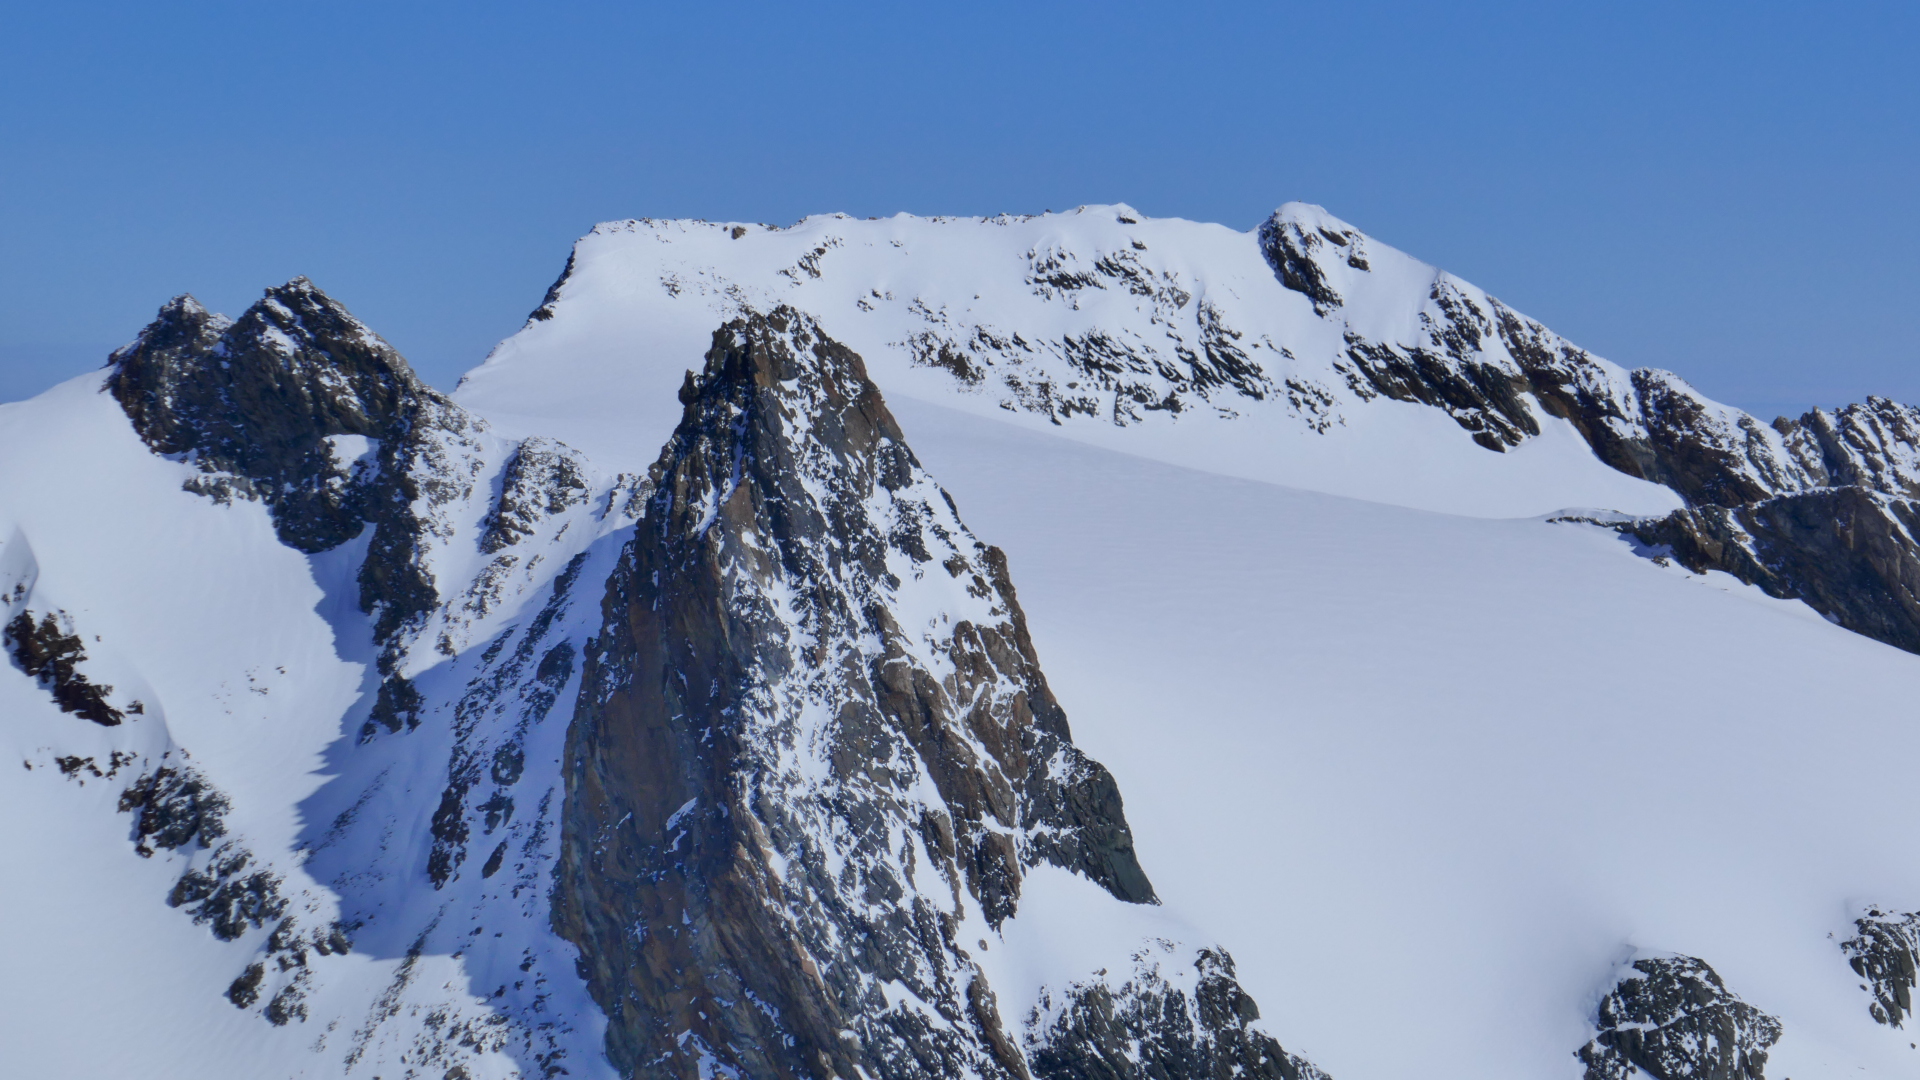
[552,309,1205,1079]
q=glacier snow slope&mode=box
[450,204,1920,1076]
[890,396,1920,1079]
[0,374,371,1077]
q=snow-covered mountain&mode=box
[7,202,1920,1079]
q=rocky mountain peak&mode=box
[109,277,432,473]
[118,293,230,357]
[107,279,486,652]
[546,306,1322,1080]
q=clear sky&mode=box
[2,1,1914,417]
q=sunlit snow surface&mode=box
[458,205,1679,520]
[0,375,618,1078]
[2,205,1913,1077]
[892,398,1920,1078]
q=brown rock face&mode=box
[551,308,1160,1080]
[1624,489,1920,654]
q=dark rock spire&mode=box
[552,308,1311,1080]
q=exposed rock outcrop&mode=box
[1843,908,1920,1027]
[118,762,231,857]
[1577,956,1781,1080]
[3,608,125,725]
[1257,214,1358,315]
[1622,489,1920,653]
[481,437,591,554]
[1263,216,1920,657]
[1257,207,1920,514]
[1026,945,1327,1080]
[552,308,1312,1080]
[1260,212,1920,657]
[91,280,634,1069]
[1261,207,1863,487]
[1595,397,1920,658]
[105,280,485,653]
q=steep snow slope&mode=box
[457,204,1680,518]
[0,329,628,1077]
[888,396,1920,1078]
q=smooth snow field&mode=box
[888,395,1920,1080]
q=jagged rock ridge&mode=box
[1583,401,1920,655]
[1254,219,1920,656]
[552,307,1319,1080]
[106,279,484,651]
[1844,908,1920,1028]
[1256,215,1920,657]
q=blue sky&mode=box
[2,1,1914,416]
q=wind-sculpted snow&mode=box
[552,308,1313,1080]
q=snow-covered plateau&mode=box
[6,202,1920,1080]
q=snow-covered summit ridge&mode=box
[452,199,1920,656]
[464,200,1920,525]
